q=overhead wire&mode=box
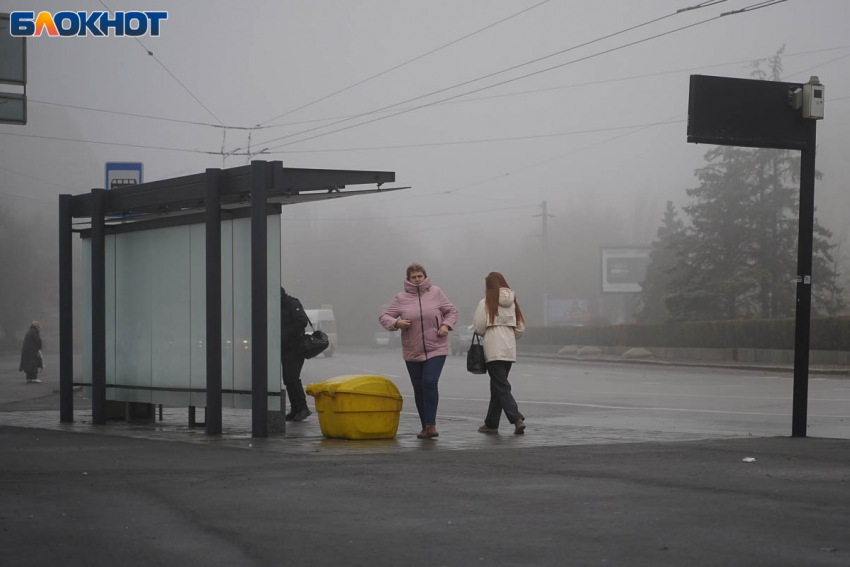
[257,0,553,126]
[97,0,225,127]
[18,43,845,157]
[279,204,536,222]
[262,119,685,154]
[0,163,76,190]
[782,52,850,80]
[720,0,788,17]
[257,0,791,154]
[0,131,222,155]
[28,99,262,130]
[248,0,730,151]
[260,44,850,129]
[280,214,532,250]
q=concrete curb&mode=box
[520,351,850,376]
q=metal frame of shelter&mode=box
[58,160,398,437]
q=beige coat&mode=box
[472,288,525,362]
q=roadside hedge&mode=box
[523,317,850,351]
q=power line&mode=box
[0,163,76,190]
[0,131,221,155]
[249,0,729,151]
[258,0,553,126]
[97,0,225,127]
[720,0,788,17]
[783,52,850,80]
[280,214,530,250]
[22,44,846,147]
[280,204,536,222]
[28,99,262,130]
[263,119,685,154]
[0,188,56,205]
[445,117,681,197]
[255,44,850,130]
[260,17,724,152]
[261,0,789,154]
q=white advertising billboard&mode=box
[601,247,651,293]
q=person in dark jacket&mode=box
[19,321,43,384]
[280,288,311,421]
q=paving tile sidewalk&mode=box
[0,404,733,456]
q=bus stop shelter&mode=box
[58,160,398,437]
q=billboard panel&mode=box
[688,75,808,151]
[601,248,651,293]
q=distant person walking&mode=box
[473,272,526,434]
[380,263,458,439]
[19,321,43,384]
[280,288,311,421]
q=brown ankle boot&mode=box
[425,425,439,438]
[514,419,526,434]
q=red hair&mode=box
[485,272,524,325]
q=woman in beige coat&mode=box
[472,272,526,434]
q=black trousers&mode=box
[484,360,524,428]
[281,348,307,412]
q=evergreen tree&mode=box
[664,48,843,320]
[666,146,759,320]
[636,201,685,323]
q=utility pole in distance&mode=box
[533,201,555,326]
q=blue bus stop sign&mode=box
[105,162,143,191]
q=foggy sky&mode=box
[2,0,849,332]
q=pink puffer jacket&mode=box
[379,276,459,362]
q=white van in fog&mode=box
[304,309,337,357]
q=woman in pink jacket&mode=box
[380,263,459,439]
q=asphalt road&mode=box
[3,349,850,566]
[302,348,850,440]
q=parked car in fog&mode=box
[371,330,400,349]
[449,325,476,356]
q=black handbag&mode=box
[300,318,329,359]
[466,332,487,374]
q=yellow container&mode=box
[305,375,403,440]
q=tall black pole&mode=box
[59,194,74,423]
[791,120,817,438]
[90,189,107,425]
[251,161,268,438]
[205,169,223,435]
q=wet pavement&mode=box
[0,403,732,455]
[2,350,850,566]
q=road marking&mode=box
[642,382,662,385]
[401,411,476,422]
[522,374,533,377]
[468,390,849,403]
[439,396,850,418]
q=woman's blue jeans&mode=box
[405,355,446,427]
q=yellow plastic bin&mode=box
[305,375,403,440]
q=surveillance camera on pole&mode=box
[789,76,824,119]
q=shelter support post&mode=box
[90,189,107,425]
[59,194,74,423]
[251,161,268,438]
[792,121,817,438]
[205,169,223,434]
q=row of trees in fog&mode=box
[0,205,57,348]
